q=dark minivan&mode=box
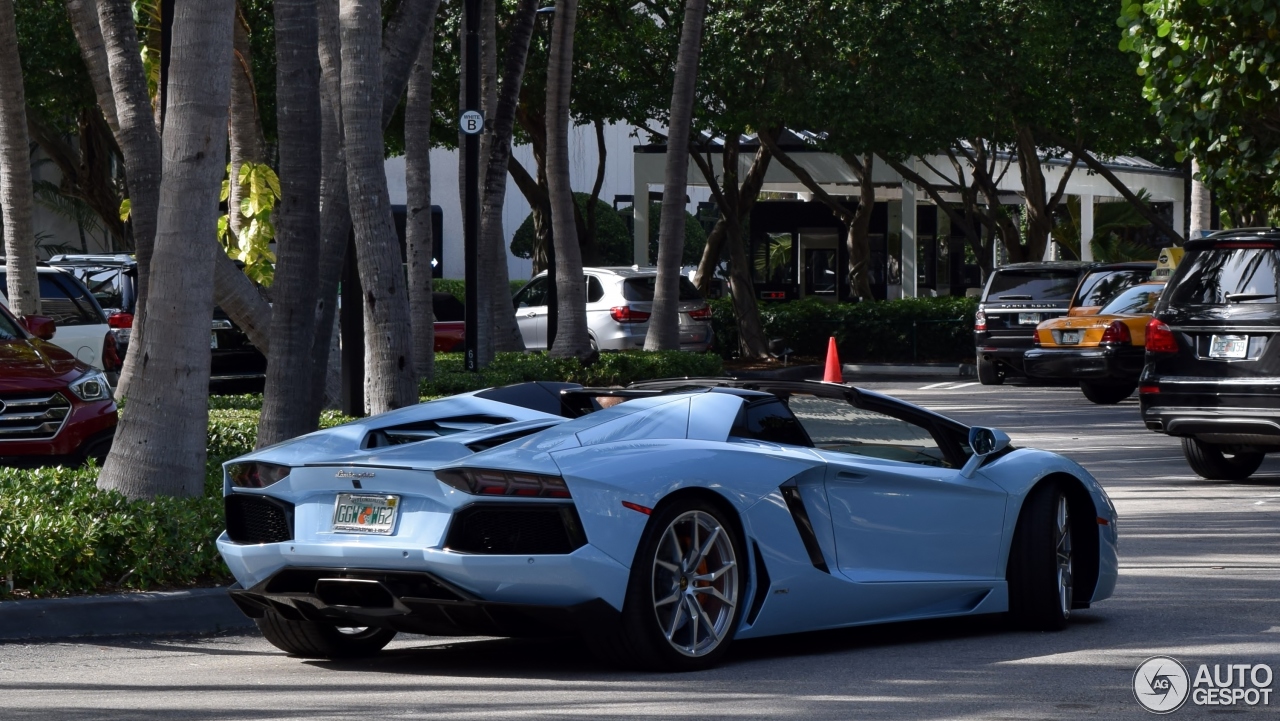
[1140,229,1280,480]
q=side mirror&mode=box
[960,426,1010,478]
[20,315,57,341]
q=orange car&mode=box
[1023,281,1166,404]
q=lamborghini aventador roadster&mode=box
[217,378,1118,671]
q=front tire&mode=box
[1007,481,1073,631]
[1079,381,1135,405]
[1181,438,1264,481]
[255,611,396,659]
[977,355,1005,385]
[587,498,746,671]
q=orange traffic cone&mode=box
[823,337,843,383]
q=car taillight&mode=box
[227,462,291,488]
[108,312,133,329]
[1100,320,1132,345]
[1139,383,1160,394]
[974,310,987,332]
[101,332,121,372]
[1033,329,1041,346]
[1145,318,1178,353]
[687,306,712,320]
[436,468,571,498]
[610,306,651,323]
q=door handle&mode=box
[525,312,536,317]
[836,471,866,480]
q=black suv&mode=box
[974,262,1092,384]
[48,254,267,391]
[1140,229,1280,480]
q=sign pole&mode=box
[463,0,481,371]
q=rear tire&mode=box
[255,611,396,659]
[1007,481,1073,631]
[1181,438,1264,481]
[1078,381,1135,405]
[585,498,747,672]
[977,356,1005,385]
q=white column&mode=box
[632,159,649,266]
[901,178,917,298]
[1079,193,1094,262]
[1171,197,1186,241]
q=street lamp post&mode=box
[462,0,481,371]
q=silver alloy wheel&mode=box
[1056,494,1073,618]
[651,510,738,657]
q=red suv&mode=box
[0,303,117,467]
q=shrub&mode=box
[510,193,634,266]
[421,350,723,397]
[712,296,977,363]
[435,278,528,302]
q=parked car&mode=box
[48,254,267,390]
[217,378,1116,668]
[511,267,713,351]
[1140,229,1280,480]
[429,292,466,353]
[1024,281,1166,404]
[0,302,117,467]
[974,262,1095,384]
[0,264,120,382]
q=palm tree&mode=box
[257,0,323,447]
[645,0,709,351]
[405,0,443,381]
[0,0,38,316]
[338,0,417,413]
[97,0,235,499]
[545,0,590,359]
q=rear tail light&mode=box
[609,306,651,323]
[101,332,121,372]
[1139,383,1160,394]
[108,311,134,329]
[974,310,987,332]
[1033,330,1042,346]
[1145,318,1178,354]
[227,462,291,488]
[436,468,571,498]
[687,306,712,320]
[1100,320,1132,345]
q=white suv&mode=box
[0,265,120,377]
[512,267,713,351]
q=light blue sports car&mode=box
[218,378,1118,670]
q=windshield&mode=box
[0,306,21,340]
[1098,284,1165,315]
[622,276,703,302]
[1166,247,1280,306]
[1073,269,1151,308]
[985,270,1080,301]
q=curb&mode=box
[0,587,253,642]
[737,363,976,381]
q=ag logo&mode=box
[1134,656,1190,714]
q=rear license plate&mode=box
[210,332,218,349]
[332,493,400,535]
[1059,330,1081,345]
[1209,334,1248,359]
[1018,313,1041,325]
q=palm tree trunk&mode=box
[257,0,323,448]
[97,0,234,499]
[545,0,589,359]
[1190,158,1210,236]
[482,0,538,355]
[228,5,266,242]
[645,0,708,352]
[406,0,442,381]
[0,0,38,317]
[63,0,120,136]
[339,0,417,413]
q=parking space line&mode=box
[918,381,956,390]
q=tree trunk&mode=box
[1189,158,1210,236]
[692,134,773,293]
[257,0,323,448]
[339,0,417,413]
[481,0,538,355]
[1065,143,1184,244]
[0,0,38,317]
[96,0,163,399]
[645,0,708,352]
[63,0,120,136]
[1013,125,1077,263]
[545,0,589,359]
[405,0,442,381]
[97,0,234,499]
[228,5,266,243]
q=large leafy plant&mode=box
[218,162,279,285]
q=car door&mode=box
[786,394,1007,583]
[512,276,548,349]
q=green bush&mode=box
[711,296,977,363]
[421,350,724,397]
[435,278,528,302]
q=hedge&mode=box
[711,296,977,363]
[1,350,723,599]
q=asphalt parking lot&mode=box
[2,380,1278,720]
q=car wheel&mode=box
[1181,438,1264,481]
[588,499,746,671]
[255,610,396,659]
[1007,481,1073,631]
[977,355,1004,385]
[1078,381,1135,405]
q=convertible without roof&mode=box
[217,379,1117,670]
